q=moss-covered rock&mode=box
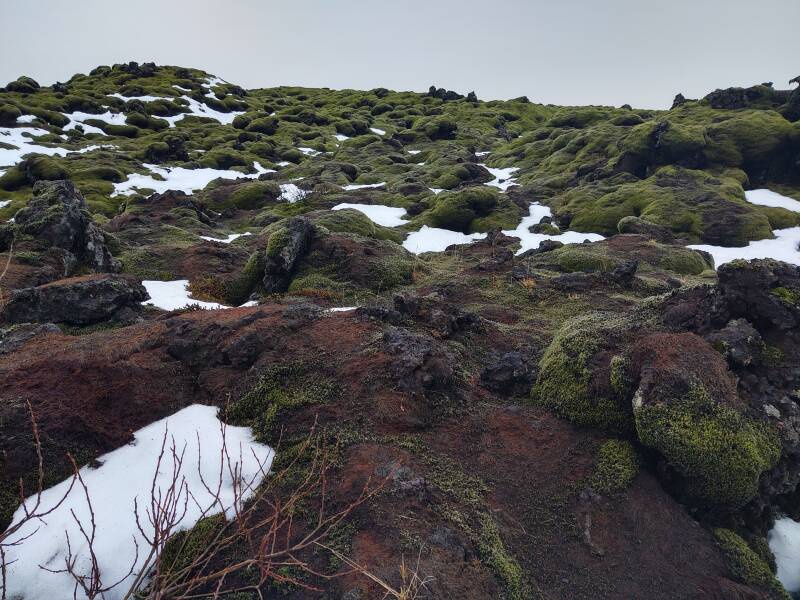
[713,529,789,599]
[592,439,640,493]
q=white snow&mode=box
[276,161,291,167]
[62,110,128,131]
[334,134,350,142]
[502,203,604,255]
[327,306,358,313]
[403,225,487,254]
[199,232,252,244]
[16,114,37,124]
[332,203,408,227]
[343,182,386,191]
[370,127,386,136]
[429,188,445,195]
[2,404,273,600]
[480,164,520,192]
[107,92,171,103]
[407,150,422,155]
[298,147,320,156]
[0,199,11,209]
[142,280,227,310]
[170,95,243,126]
[279,183,308,203]
[172,84,192,92]
[689,227,800,268]
[745,189,800,213]
[769,517,800,593]
[0,127,107,168]
[112,161,269,197]
[475,151,491,157]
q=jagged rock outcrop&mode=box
[8,180,121,273]
[0,274,148,325]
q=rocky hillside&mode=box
[1,62,800,599]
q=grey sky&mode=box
[2,0,798,109]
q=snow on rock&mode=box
[199,232,252,244]
[15,114,37,124]
[279,183,308,203]
[689,227,800,268]
[106,92,172,103]
[480,164,520,192]
[332,203,408,227]
[429,188,445,195]
[342,182,386,191]
[502,203,604,255]
[769,517,800,594]
[745,189,800,213]
[0,126,107,168]
[142,280,228,310]
[327,306,358,313]
[112,161,269,197]
[475,150,491,157]
[370,127,386,136]
[334,134,350,142]
[403,225,487,254]
[2,404,273,600]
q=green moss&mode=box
[160,514,225,574]
[473,513,529,600]
[771,286,800,306]
[592,439,640,493]
[425,187,500,233]
[225,250,265,305]
[0,103,21,125]
[713,528,789,599]
[532,312,634,433]
[634,382,781,507]
[225,181,280,210]
[266,226,289,258]
[310,209,403,243]
[225,363,337,444]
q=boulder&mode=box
[0,323,60,355]
[480,350,537,395]
[617,216,675,242]
[12,180,120,272]
[1,274,148,326]
[263,217,314,293]
[705,318,764,369]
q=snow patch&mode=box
[407,149,422,155]
[343,182,386,191]
[2,404,272,600]
[370,127,386,136]
[0,127,108,168]
[689,227,800,268]
[0,199,11,209]
[112,161,269,196]
[480,164,520,192]
[199,232,252,244]
[334,134,349,142]
[298,147,320,156]
[403,226,487,254]
[107,92,171,103]
[16,114,36,124]
[327,306,358,313]
[769,517,800,593]
[142,280,228,310]
[279,183,308,203]
[502,203,604,255]
[332,203,408,227]
[745,189,800,213]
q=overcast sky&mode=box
[2,0,798,109]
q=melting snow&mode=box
[199,232,252,244]
[689,227,800,268]
[769,517,800,593]
[370,127,386,135]
[142,280,228,310]
[107,92,171,103]
[16,114,36,124]
[332,203,408,227]
[343,182,386,191]
[2,404,272,600]
[502,203,604,255]
[480,164,520,192]
[334,134,349,142]
[745,189,800,212]
[403,226,487,254]
[0,127,106,168]
[0,199,11,209]
[279,183,308,203]
[407,149,422,155]
[298,147,320,156]
[63,110,128,131]
[112,161,270,196]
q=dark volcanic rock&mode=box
[383,327,454,395]
[263,217,314,293]
[1,274,148,325]
[705,318,764,369]
[480,350,537,395]
[0,322,60,354]
[11,180,121,272]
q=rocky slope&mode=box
[1,62,799,599]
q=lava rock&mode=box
[0,322,60,354]
[0,274,148,326]
[11,180,121,273]
[480,350,537,395]
[617,216,675,242]
[705,318,764,368]
[263,217,314,293]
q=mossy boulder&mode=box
[223,181,281,210]
[631,332,781,507]
[0,103,22,125]
[532,312,636,433]
[713,529,789,599]
[423,187,516,233]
